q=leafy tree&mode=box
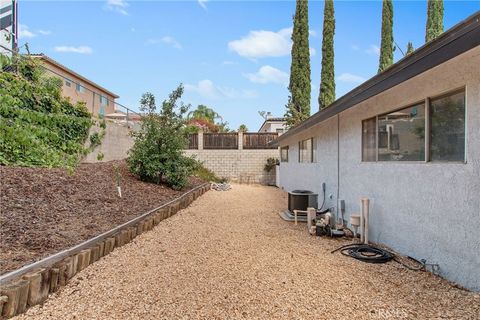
[319,0,335,110]
[286,0,311,126]
[127,85,196,190]
[378,0,394,73]
[238,124,248,132]
[187,105,222,123]
[426,0,444,42]
[406,42,414,55]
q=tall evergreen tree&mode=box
[378,0,394,73]
[319,0,335,110]
[406,41,414,55]
[425,0,444,42]
[286,0,311,126]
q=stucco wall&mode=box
[278,46,480,291]
[185,149,278,184]
[41,60,116,117]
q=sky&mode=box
[17,0,480,131]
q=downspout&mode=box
[337,114,340,222]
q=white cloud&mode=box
[198,0,208,10]
[18,24,52,39]
[147,36,182,49]
[54,46,93,54]
[228,27,316,59]
[105,0,129,15]
[228,28,291,58]
[365,44,380,56]
[309,47,316,56]
[185,79,256,100]
[351,44,360,51]
[244,65,288,86]
[337,73,367,84]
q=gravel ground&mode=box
[16,185,479,319]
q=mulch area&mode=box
[0,161,204,275]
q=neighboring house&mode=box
[275,12,480,291]
[0,0,17,56]
[31,54,119,118]
[258,116,287,135]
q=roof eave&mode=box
[274,11,480,145]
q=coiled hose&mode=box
[331,243,425,270]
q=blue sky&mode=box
[18,0,479,131]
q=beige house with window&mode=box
[258,116,287,135]
[31,54,119,117]
[275,12,480,291]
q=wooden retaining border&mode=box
[0,183,211,318]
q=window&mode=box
[100,95,109,106]
[378,103,425,161]
[361,89,466,163]
[280,146,289,162]
[76,83,86,93]
[430,91,465,161]
[64,79,71,87]
[362,117,376,161]
[276,128,284,134]
[299,138,313,163]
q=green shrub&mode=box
[192,161,220,183]
[0,56,92,168]
[264,157,279,172]
[89,132,101,147]
[127,85,196,190]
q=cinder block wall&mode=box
[184,149,278,185]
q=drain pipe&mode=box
[361,198,370,244]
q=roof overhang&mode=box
[274,11,480,146]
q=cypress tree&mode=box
[286,0,311,126]
[426,0,444,42]
[406,41,414,55]
[378,0,394,73]
[319,0,335,110]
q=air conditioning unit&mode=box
[287,190,318,214]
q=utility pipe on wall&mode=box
[361,198,370,244]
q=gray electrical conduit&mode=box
[0,182,210,285]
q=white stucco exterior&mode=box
[278,46,480,291]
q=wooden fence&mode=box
[243,133,278,149]
[186,132,279,150]
[188,134,198,149]
[203,133,238,149]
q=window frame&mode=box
[99,95,109,106]
[360,87,466,164]
[280,146,289,162]
[298,138,313,163]
[76,83,86,93]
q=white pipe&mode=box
[307,207,316,235]
[361,198,370,244]
[360,200,364,243]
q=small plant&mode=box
[113,164,122,198]
[89,132,101,148]
[97,152,104,161]
[192,160,220,182]
[219,177,229,184]
[264,157,279,172]
[99,119,107,130]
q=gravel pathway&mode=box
[16,185,479,319]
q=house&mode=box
[275,12,480,291]
[258,115,287,135]
[0,0,17,56]
[31,54,119,118]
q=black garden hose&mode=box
[331,243,425,270]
